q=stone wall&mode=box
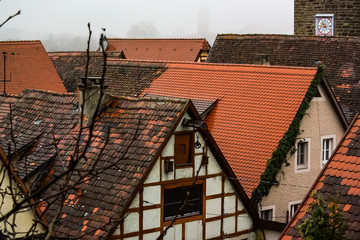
[295,0,360,37]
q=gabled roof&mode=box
[206,34,360,122]
[281,113,360,239]
[48,51,125,92]
[106,38,211,61]
[0,90,78,180]
[0,41,67,95]
[115,60,318,195]
[0,88,262,238]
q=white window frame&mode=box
[321,134,336,167]
[288,200,302,221]
[295,138,311,173]
[260,205,275,221]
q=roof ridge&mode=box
[216,33,360,41]
[108,38,207,41]
[0,40,42,44]
[107,58,318,71]
[109,94,189,104]
[21,89,76,97]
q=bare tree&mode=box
[0,23,123,239]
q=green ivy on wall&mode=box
[250,66,325,207]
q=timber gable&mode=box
[113,106,258,240]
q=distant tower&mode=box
[294,0,360,37]
[197,7,209,35]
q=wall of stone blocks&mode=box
[295,0,360,37]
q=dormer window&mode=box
[174,132,194,166]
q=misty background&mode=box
[0,0,294,51]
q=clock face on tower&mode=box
[315,14,334,36]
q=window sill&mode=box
[163,214,202,226]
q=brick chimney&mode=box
[78,77,109,122]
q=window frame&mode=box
[174,131,195,167]
[162,181,204,222]
[260,205,275,221]
[295,138,311,173]
[288,200,302,221]
[321,135,336,166]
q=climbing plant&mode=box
[297,191,347,240]
[250,66,325,206]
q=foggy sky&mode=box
[0,0,294,51]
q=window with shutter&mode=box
[174,132,194,166]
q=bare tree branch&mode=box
[0,10,20,28]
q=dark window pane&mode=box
[164,184,202,221]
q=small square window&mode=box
[322,138,333,163]
[174,132,194,166]
[290,203,301,219]
[164,184,202,221]
[297,141,308,167]
[260,209,273,221]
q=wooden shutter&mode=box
[174,133,193,166]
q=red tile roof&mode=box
[106,38,211,61]
[138,61,318,195]
[0,41,67,95]
[0,89,262,238]
[281,113,360,239]
[207,34,360,122]
[0,89,190,238]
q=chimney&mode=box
[78,77,109,122]
[253,54,270,65]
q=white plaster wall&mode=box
[185,220,202,240]
[206,220,221,239]
[129,193,139,209]
[206,176,222,196]
[224,178,235,194]
[143,208,160,230]
[124,212,139,234]
[261,85,346,223]
[237,213,252,231]
[164,224,182,240]
[206,198,222,218]
[224,195,236,214]
[207,150,222,175]
[143,185,161,206]
[143,232,160,240]
[175,167,193,179]
[194,155,206,176]
[223,216,236,234]
[144,158,160,184]
[237,199,245,211]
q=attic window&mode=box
[34,119,43,125]
[164,184,203,221]
[174,132,194,166]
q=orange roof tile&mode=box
[0,41,66,95]
[141,61,317,195]
[281,114,360,239]
[106,38,211,61]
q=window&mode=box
[290,203,301,219]
[260,209,273,221]
[322,137,334,164]
[174,132,194,166]
[164,184,202,221]
[297,141,308,167]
